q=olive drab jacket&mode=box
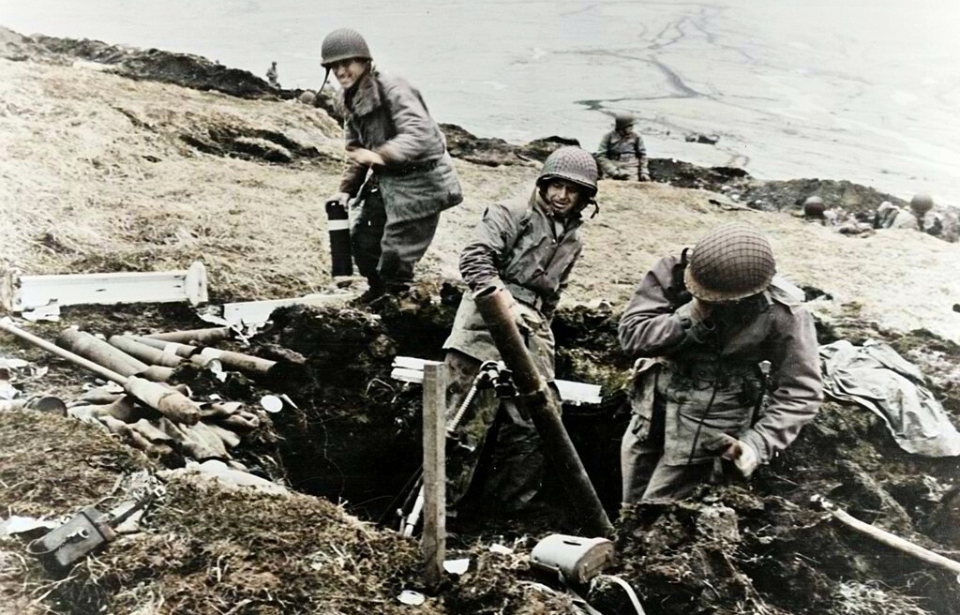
[443,189,584,379]
[595,130,650,180]
[338,71,462,222]
[619,254,823,466]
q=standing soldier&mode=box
[442,147,599,514]
[322,28,463,301]
[595,112,651,182]
[619,223,822,503]
[266,61,280,88]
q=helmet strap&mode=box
[319,67,331,95]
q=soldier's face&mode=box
[543,179,585,217]
[331,59,368,90]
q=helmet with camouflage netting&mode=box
[910,193,934,215]
[614,111,635,131]
[321,28,372,67]
[537,147,598,197]
[684,223,776,303]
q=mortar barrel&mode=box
[473,284,614,537]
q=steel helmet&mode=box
[684,223,776,303]
[910,193,934,215]
[321,28,372,67]
[614,112,635,131]
[803,196,825,217]
[537,147,598,197]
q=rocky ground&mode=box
[2,28,960,615]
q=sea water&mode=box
[3,0,959,199]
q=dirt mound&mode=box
[741,177,906,214]
[0,28,277,100]
[441,123,579,166]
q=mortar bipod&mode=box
[397,360,515,538]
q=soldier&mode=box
[801,196,826,223]
[442,147,599,514]
[266,61,279,88]
[875,194,942,236]
[322,28,463,301]
[619,223,822,503]
[909,193,943,236]
[595,112,650,182]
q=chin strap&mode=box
[319,67,331,97]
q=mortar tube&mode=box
[473,285,614,537]
[0,319,199,424]
[146,327,233,345]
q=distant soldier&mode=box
[874,201,901,229]
[321,28,463,301]
[595,112,650,182]
[442,147,599,514]
[909,193,943,236]
[802,196,826,224]
[619,223,822,503]
[875,194,942,236]
[266,61,280,88]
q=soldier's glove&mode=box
[719,434,759,478]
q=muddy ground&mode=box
[2,28,960,615]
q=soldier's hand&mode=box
[639,172,652,182]
[691,297,714,321]
[719,434,759,478]
[328,191,350,206]
[347,148,385,167]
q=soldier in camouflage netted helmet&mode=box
[442,147,599,516]
[618,223,822,503]
[321,28,463,302]
[594,111,651,182]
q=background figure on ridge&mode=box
[595,111,650,182]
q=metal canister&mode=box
[325,200,353,277]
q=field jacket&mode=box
[619,254,823,466]
[443,189,584,378]
[338,71,462,222]
[595,130,649,180]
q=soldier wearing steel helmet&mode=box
[595,111,651,182]
[266,61,279,88]
[321,28,463,301]
[619,223,822,503]
[442,147,599,514]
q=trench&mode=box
[254,295,631,528]
[247,298,960,614]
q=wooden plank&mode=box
[3,262,207,311]
[394,356,428,370]
[391,356,602,405]
[390,367,425,384]
[421,361,446,590]
[222,292,355,327]
[554,380,603,406]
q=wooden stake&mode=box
[422,361,446,590]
